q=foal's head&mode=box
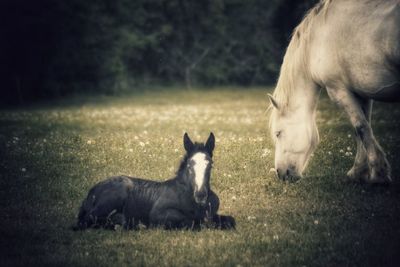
[180,132,215,205]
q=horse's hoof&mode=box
[346,167,368,182]
[368,173,392,184]
[366,159,392,184]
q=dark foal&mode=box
[75,133,235,230]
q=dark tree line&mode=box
[1,0,317,105]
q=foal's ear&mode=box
[183,133,194,152]
[267,94,279,110]
[205,132,215,154]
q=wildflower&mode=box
[314,220,319,225]
[261,148,271,158]
[139,142,145,147]
[21,168,26,172]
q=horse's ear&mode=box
[268,94,279,110]
[183,133,194,152]
[205,132,215,154]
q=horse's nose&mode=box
[276,168,289,181]
[195,190,207,199]
[194,190,208,205]
[276,166,301,182]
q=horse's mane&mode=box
[271,0,332,112]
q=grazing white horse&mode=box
[268,0,400,183]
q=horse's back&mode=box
[310,0,400,98]
[77,176,135,227]
[88,176,134,206]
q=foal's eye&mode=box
[275,131,282,138]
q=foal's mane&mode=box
[271,0,332,113]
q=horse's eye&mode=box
[276,131,281,138]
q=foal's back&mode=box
[308,0,400,97]
[77,175,163,228]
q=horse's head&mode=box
[268,94,319,181]
[182,132,215,205]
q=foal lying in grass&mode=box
[75,133,235,230]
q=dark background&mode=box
[1,0,318,105]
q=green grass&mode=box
[1,87,400,267]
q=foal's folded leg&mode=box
[203,191,235,230]
[203,191,219,219]
[149,209,197,230]
[211,215,236,230]
[123,217,139,230]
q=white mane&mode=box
[271,0,332,113]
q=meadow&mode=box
[1,88,400,266]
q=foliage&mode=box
[1,88,400,266]
[1,0,318,104]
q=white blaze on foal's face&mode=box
[191,152,209,190]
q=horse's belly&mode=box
[355,82,400,102]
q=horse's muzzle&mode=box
[194,190,208,205]
[276,167,301,182]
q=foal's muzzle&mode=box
[194,190,208,205]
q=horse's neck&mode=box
[292,78,319,115]
[278,48,319,115]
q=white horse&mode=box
[268,0,400,183]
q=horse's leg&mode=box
[205,191,219,219]
[212,215,236,230]
[327,87,391,183]
[202,191,219,227]
[123,217,139,230]
[346,99,371,181]
[149,209,196,230]
[205,191,235,229]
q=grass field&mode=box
[1,88,400,267]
